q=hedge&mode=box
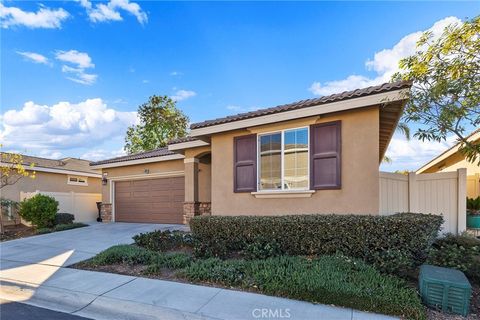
[189,213,443,273]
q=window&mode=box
[258,127,309,191]
[67,175,88,186]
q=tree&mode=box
[393,17,480,164]
[124,95,189,154]
[1,151,36,189]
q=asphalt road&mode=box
[0,300,91,320]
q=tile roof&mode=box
[1,153,99,174]
[90,147,177,166]
[190,81,412,130]
[167,136,199,145]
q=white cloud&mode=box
[81,148,126,161]
[309,16,462,96]
[56,50,94,69]
[171,90,196,102]
[142,79,149,83]
[381,134,456,171]
[170,71,183,76]
[16,51,50,65]
[0,99,138,154]
[56,50,97,85]
[0,3,69,29]
[78,0,147,25]
[226,105,258,113]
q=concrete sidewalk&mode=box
[0,262,396,320]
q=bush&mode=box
[427,234,480,284]
[19,194,58,228]
[133,230,193,252]
[53,223,87,232]
[146,252,193,273]
[190,213,443,273]
[55,213,75,225]
[36,228,52,235]
[179,255,425,319]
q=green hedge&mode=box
[190,213,443,273]
[179,255,425,319]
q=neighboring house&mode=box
[91,81,412,224]
[1,155,102,222]
[416,129,480,198]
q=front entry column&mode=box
[183,158,199,223]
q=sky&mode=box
[1,0,478,171]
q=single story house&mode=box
[91,81,412,224]
[416,128,480,198]
[1,155,102,222]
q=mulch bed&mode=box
[0,224,36,242]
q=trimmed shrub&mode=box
[146,252,193,273]
[55,213,75,225]
[133,230,193,252]
[36,228,52,235]
[190,213,443,273]
[19,194,58,228]
[427,234,480,284]
[179,255,425,319]
[53,223,87,232]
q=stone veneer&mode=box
[183,201,211,224]
[100,203,112,222]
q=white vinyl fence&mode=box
[20,191,101,222]
[379,168,467,235]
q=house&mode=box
[416,128,480,198]
[91,81,412,224]
[1,155,102,222]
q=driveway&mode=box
[0,222,187,267]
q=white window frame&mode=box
[67,175,88,186]
[257,126,310,192]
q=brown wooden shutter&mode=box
[234,134,257,192]
[310,121,341,190]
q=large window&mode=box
[258,127,309,191]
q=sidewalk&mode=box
[0,260,397,320]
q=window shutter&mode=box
[310,121,341,190]
[234,134,257,192]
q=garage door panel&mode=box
[115,176,185,224]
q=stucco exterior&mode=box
[420,152,479,176]
[2,171,102,202]
[210,106,380,215]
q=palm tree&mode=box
[382,122,410,164]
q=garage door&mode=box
[114,177,185,224]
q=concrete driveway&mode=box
[0,222,187,267]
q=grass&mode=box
[77,245,425,319]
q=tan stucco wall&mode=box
[1,171,101,202]
[210,107,380,216]
[101,159,185,203]
[422,151,480,176]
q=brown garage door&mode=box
[114,177,185,224]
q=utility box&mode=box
[419,264,472,316]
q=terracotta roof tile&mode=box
[190,81,412,130]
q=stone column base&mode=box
[100,203,112,223]
[183,201,212,224]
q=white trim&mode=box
[416,131,480,173]
[257,126,310,192]
[168,139,210,151]
[190,89,408,136]
[67,175,89,186]
[251,190,315,198]
[108,171,185,182]
[0,162,101,178]
[91,154,185,169]
[184,158,199,164]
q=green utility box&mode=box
[419,265,472,316]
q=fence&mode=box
[467,173,480,199]
[20,191,101,222]
[379,168,467,235]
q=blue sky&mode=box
[1,1,478,171]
